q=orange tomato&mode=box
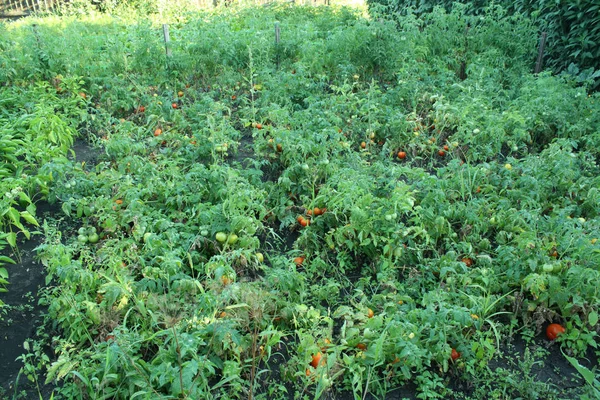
[172,103,178,109]
[298,217,310,227]
[154,128,162,136]
[360,141,366,149]
[397,151,407,159]
[115,199,123,205]
[356,343,367,351]
[293,256,305,266]
[367,308,374,318]
[221,275,232,285]
[310,352,322,368]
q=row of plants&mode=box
[1,3,599,399]
[0,76,87,314]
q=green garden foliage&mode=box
[367,0,600,86]
[1,3,599,398]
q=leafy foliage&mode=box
[1,3,599,399]
[367,0,600,88]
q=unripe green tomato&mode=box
[143,232,153,243]
[385,214,393,221]
[77,234,88,244]
[542,263,554,273]
[88,233,99,244]
[215,232,227,243]
[255,252,264,263]
[227,234,238,245]
[200,229,209,237]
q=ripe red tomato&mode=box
[299,218,309,227]
[256,123,263,129]
[137,105,145,113]
[356,343,367,351]
[546,323,565,340]
[462,257,473,267]
[360,141,366,149]
[398,151,407,159]
[443,145,449,151]
[438,150,446,157]
[451,348,460,361]
[313,207,322,216]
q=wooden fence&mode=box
[0,0,342,17]
[0,0,58,15]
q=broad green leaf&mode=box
[589,311,598,327]
[6,232,16,247]
[20,211,39,226]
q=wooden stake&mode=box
[535,32,547,74]
[162,24,172,57]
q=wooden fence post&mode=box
[535,32,547,74]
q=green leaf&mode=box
[0,267,8,279]
[563,351,600,390]
[0,256,15,265]
[589,311,598,327]
[61,202,71,217]
[20,211,39,226]
[6,232,16,248]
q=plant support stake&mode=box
[535,32,547,74]
[274,21,280,69]
[163,24,172,57]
